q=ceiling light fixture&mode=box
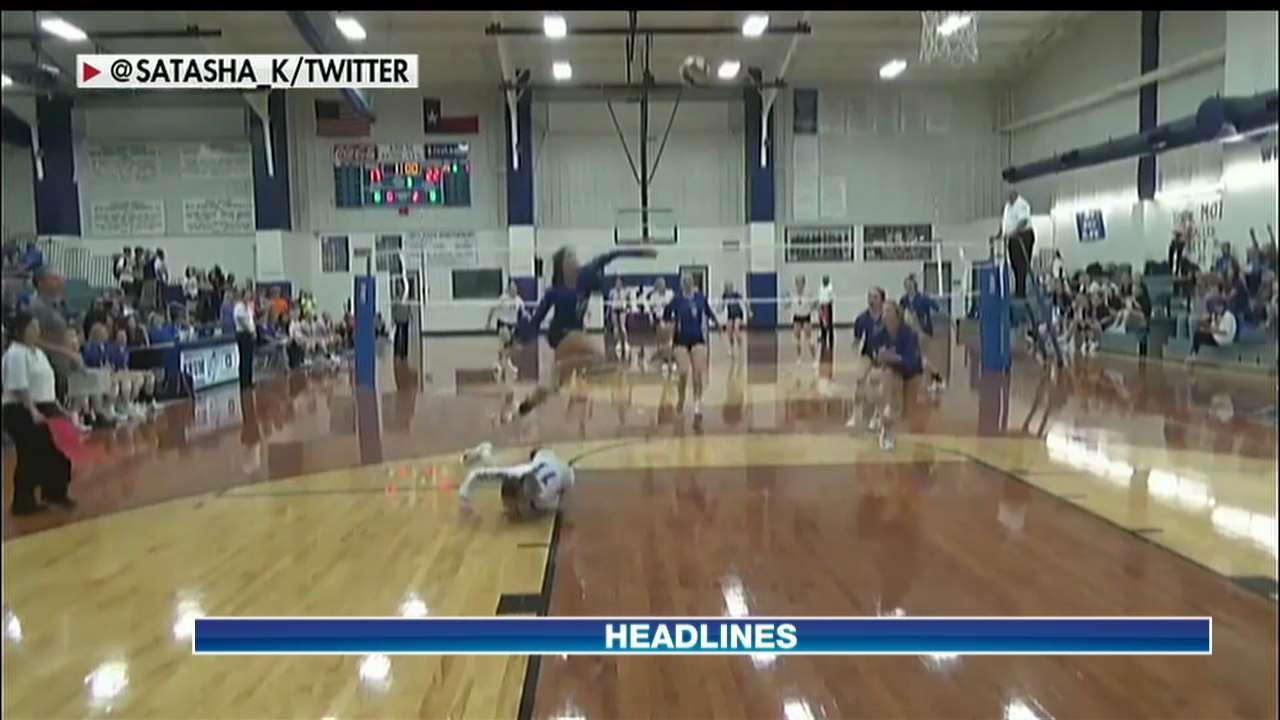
[334,15,367,41]
[552,61,573,81]
[543,14,567,39]
[879,59,907,80]
[937,13,973,37]
[742,14,770,38]
[717,59,742,80]
[40,16,88,43]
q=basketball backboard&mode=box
[614,207,677,245]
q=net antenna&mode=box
[920,12,979,66]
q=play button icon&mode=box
[81,62,100,82]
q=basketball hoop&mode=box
[920,12,979,66]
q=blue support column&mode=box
[34,96,80,236]
[251,91,292,230]
[354,275,377,389]
[506,90,534,227]
[1138,10,1161,200]
[744,81,778,329]
[978,263,1011,373]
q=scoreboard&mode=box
[333,142,471,209]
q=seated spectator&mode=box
[1192,304,1237,356]
[82,297,115,341]
[1064,294,1100,356]
[110,328,157,408]
[1109,281,1148,334]
[123,315,149,348]
[64,327,123,430]
[1222,264,1252,324]
[286,311,314,368]
[266,287,289,324]
[146,312,178,345]
[83,323,148,422]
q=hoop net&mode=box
[920,12,979,66]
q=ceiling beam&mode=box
[1,26,222,41]
[485,22,811,37]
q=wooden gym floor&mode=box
[2,330,1276,719]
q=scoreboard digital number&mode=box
[333,143,471,209]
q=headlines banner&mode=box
[193,617,1212,655]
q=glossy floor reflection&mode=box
[2,330,1277,719]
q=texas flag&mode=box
[423,98,479,135]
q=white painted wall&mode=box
[1159,11,1226,122]
[2,143,36,242]
[72,99,257,278]
[533,100,744,228]
[778,83,1003,226]
[1224,11,1279,95]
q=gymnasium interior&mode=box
[1,10,1277,719]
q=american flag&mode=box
[315,99,371,138]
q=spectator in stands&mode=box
[110,328,156,407]
[1244,245,1265,296]
[1050,250,1065,282]
[64,327,123,429]
[1266,278,1279,332]
[123,314,148,348]
[1109,275,1149,334]
[1223,264,1251,323]
[208,265,226,295]
[1191,303,1237,357]
[153,249,169,286]
[82,296,114,342]
[2,311,75,514]
[219,289,238,334]
[285,310,310,369]
[19,241,44,275]
[147,312,178,345]
[83,323,147,422]
[266,287,288,323]
[1213,242,1237,275]
[1168,230,1188,277]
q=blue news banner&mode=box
[193,617,1211,655]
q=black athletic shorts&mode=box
[793,315,811,325]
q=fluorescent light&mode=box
[937,13,973,37]
[543,14,567,39]
[742,14,770,38]
[1,73,13,88]
[717,60,741,80]
[878,59,907,80]
[40,16,88,43]
[552,61,572,81]
[334,15,366,41]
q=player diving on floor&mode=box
[502,245,659,423]
[458,441,575,519]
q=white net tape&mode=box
[920,11,979,66]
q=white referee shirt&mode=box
[1001,195,1032,236]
